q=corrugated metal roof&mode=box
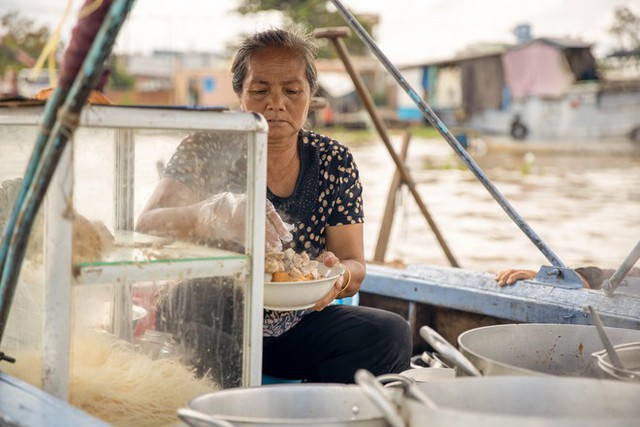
[400,37,594,70]
[539,37,593,49]
[514,37,594,50]
[400,48,508,70]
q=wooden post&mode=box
[315,27,460,268]
[374,130,411,262]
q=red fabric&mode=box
[133,288,157,336]
[58,0,113,89]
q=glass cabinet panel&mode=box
[0,105,267,425]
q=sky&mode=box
[1,0,638,64]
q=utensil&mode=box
[419,325,482,376]
[586,305,625,369]
[457,323,640,377]
[592,342,640,383]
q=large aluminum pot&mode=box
[357,371,640,427]
[457,323,640,377]
[177,383,390,427]
[405,376,640,426]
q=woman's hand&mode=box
[495,269,536,287]
[311,251,344,311]
[197,192,292,250]
[495,268,590,288]
[265,200,293,252]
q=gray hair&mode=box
[231,27,319,96]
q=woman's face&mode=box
[239,46,312,144]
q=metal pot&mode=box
[399,368,455,383]
[409,351,451,369]
[403,352,455,382]
[357,371,640,427]
[406,375,640,426]
[457,323,640,377]
[177,383,390,427]
[592,342,640,383]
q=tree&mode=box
[608,6,640,52]
[0,11,52,76]
[235,0,376,58]
[107,56,135,90]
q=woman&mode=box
[136,27,411,383]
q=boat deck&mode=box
[361,263,640,330]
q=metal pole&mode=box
[0,0,136,341]
[330,0,566,268]
[602,240,640,296]
[316,27,459,268]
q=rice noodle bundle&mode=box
[68,331,217,427]
[3,330,217,427]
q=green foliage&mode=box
[0,11,51,75]
[108,57,135,90]
[608,6,640,52]
[235,0,374,58]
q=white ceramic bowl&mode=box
[264,264,344,311]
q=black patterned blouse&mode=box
[164,129,364,337]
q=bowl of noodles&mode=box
[264,250,344,311]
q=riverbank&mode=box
[318,125,640,155]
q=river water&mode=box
[2,123,639,276]
[348,134,640,275]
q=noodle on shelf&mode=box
[4,330,217,427]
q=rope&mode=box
[29,0,75,86]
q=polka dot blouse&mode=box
[164,129,365,337]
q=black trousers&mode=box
[263,305,412,383]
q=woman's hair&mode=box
[231,27,319,96]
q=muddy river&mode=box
[350,134,640,275]
[2,126,639,277]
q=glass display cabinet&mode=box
[0,105,268,408]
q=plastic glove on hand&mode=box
[197,192,247,244]
[198,193,293,250]
[265,199,293,252]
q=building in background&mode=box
[397,36,640,142]
[105,50,228,106]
